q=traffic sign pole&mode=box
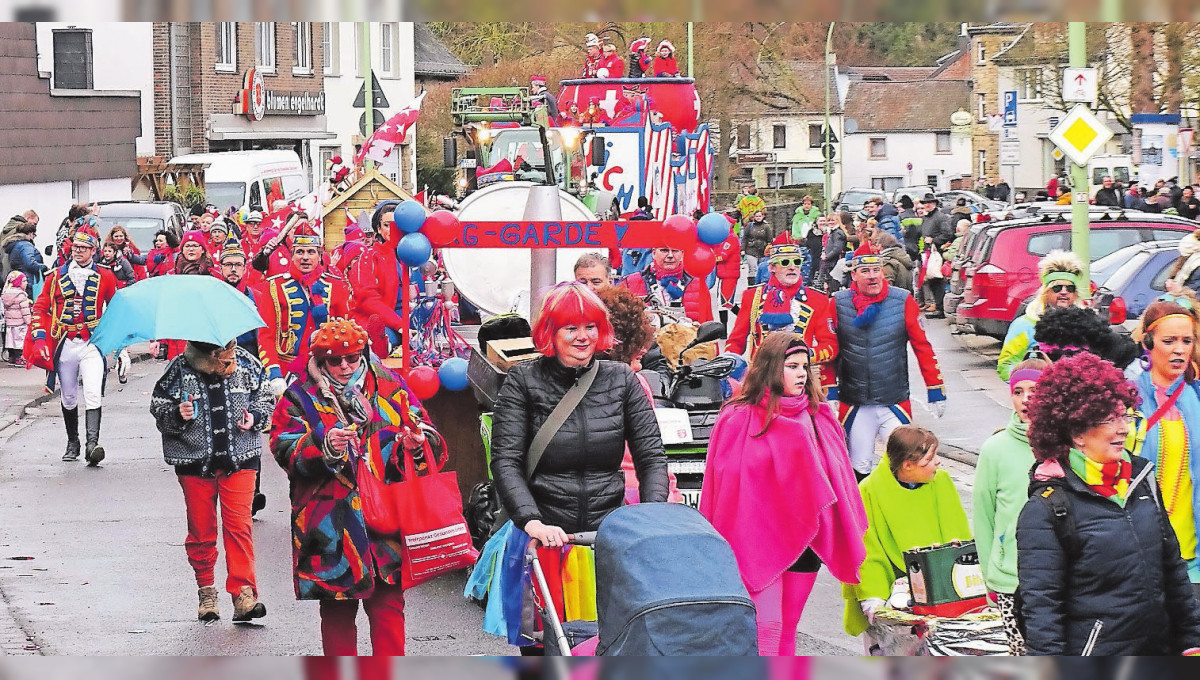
[359,22,374,171]
[1069,22,1090,298]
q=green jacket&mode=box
[972,413,1034,595]
[842,462,971,636]
[791,205,821,240]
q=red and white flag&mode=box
[355,91,426,166]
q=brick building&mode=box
[152,22,334,179]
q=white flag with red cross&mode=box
[355,91,426,167]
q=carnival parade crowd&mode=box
[3,177,1200,659]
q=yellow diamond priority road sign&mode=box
[1049,104,1114,166]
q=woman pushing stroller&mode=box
[700,332,869,655]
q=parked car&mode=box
[947,211,1195,338]
[833,187,886,213]
[95,201,188,251]
[936,190,1007,214]
[1091,241,1182,320]
[890,185,934,207]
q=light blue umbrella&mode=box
[90,276,265,356]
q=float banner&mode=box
[448,221,666,249]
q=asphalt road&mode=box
[0,317,1005,656]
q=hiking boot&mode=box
[61,406,81,462]
[232,586,266,622]
[197,586,220,622]
[84,408,104,466]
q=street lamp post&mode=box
[824,22,835,213]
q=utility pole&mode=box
[1069,22,1090,297]
[824,22,835,213]
[360,22,374,171]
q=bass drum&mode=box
[443,181,601,319]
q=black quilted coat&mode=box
[1016,455,1200,655]
[491,356,668,534]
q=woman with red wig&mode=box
[1017,351,1200,655]
[491,281,668,549]
[1131,292,1200,598]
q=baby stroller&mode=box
[528,503,758,656]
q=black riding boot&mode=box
[84,408,105,466]
[61,406,80,462]
[251,470,266,516]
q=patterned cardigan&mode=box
[149,347,273,468]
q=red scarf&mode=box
[850,280,890,315]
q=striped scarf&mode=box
[1068,448,1131,507]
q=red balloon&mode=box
[661,214,698,251]
[407,366,440,400]
[421,210,460,248]
[684,243,716,278]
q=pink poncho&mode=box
[699,396,868,593]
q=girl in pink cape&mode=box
[700,332,868,655]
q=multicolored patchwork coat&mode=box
[270,357,446,600]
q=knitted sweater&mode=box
[150,346,273,471]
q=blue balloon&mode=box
[696,212,731,246]
[438,357,470,391]
[396,232,432,266]
[393,200,426,234]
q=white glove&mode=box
[268,377,289,397]
[930,400,947,419]
[861,598,887,625]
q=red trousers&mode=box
[177,469,258,596]
[319,579,406,656]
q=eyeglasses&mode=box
[325,355,363,368]
[1049,284,1077,294]
[1098,413,1136,427]
[772,258,802,268]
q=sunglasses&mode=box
[1159,293,1195,310]
[325,355,363,368]
[1049,284,1077,294]
[772,258,802,268]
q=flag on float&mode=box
[355,91,427,166]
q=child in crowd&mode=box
[842,425,971,643]
[2,271,31,366]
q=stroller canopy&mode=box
[594,503,757,656]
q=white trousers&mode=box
[845,404,910,474]
[58,338,104,410]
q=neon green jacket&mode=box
[842,462,971,636]
[997,313,1037,380]
[791,205,821,240]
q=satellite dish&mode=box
[843,119,858,134]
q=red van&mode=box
[950,210,1195,338]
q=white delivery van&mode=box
[168,150,309,213]
[1088,154,1136,199]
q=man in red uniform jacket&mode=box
[713,229,741,320]
[26,226,117,464]
[621,245,713,324]
[347,202,405,356]
[727,243,838,387]
[255,222,351,396]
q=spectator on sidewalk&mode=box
[2,271,31,365]
[1095,175,1122,207]
[149,338,272,624]
[1,218,46,296]
[738,184,766,223]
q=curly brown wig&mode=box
[1026,352,1139,462]
[596,286,655,365]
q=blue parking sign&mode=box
[1003,91,1017,126]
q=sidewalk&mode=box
[0,343,154,441]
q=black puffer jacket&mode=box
[491,356,668,534]
[1016,455,1200,655]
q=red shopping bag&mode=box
[394,440,479,588]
